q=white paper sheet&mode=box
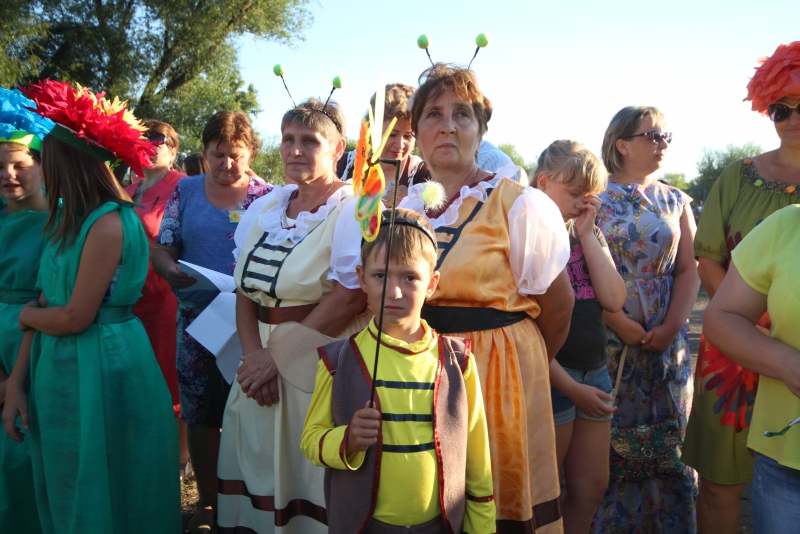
[177,260,236,294]
[185,292,241,384]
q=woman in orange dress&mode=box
[399,63,573,534]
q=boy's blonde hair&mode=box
[535,140,607,194]
[360,208,438,273]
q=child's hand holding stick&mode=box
[346,401,381,454]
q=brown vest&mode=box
[317,333,470,534]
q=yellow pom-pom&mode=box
[421,181,446,212]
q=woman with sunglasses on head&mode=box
[123,120,189,477]
[592,106,700,533]
[681,42,800,534]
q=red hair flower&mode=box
[21,80,157,176]
[745,41,800,114]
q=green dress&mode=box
[683,159,800,484]
[0,206,47,534]
[28,202,180,533]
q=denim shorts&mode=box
[752,452,800,534]
[551,365,614,426]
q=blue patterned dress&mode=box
[591,180,698,533]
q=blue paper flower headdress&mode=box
[0,88,55,152]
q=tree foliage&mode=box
[0,0,47,86]
[5,0,311,152]
[692,142,764,193]
[249,137,285,186]
[497,143,525,167]
[660,172,688,190]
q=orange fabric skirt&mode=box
[450,317,562,533]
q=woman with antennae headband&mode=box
[217,93,370,533]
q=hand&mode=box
[252,376,280,407]
[18,300,39,332]
[614,315,647,346]
[641,325,675,353]
[569,383,616,419]
[2,380,29,443]
[164,264,197,290]
[346,401,381,454]
[575,194,602,239]
[237,348,278,398]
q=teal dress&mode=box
[0,206,47,534]
[28,202,180,533]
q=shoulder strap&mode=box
[440,335,471,374]
[317,338,349,375]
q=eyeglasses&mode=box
[147,133,168,146]
[623,131,672,144]
[768,102,800,122]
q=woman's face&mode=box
[280,122,342,184]
[0,144,42,203]
[415,88,481,171]
[204,140,251,186]
[149,137,177,174]
[618,116,669,176]
[381,118,415,162]
[774,97,800,147]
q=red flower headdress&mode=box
[744,41,800,114]
[20,80,157,176]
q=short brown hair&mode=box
[281,98,346,144]
[410,63,493,137]
[143,119,179,151]
[535,140,607,194]
[202,111,258,162]
[41,135,131,250]
[365,83,415,123]
[601,106,666,175]
[360,208,437,273]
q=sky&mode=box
[236,0,798,182]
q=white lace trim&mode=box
[255,184,354,246]
[400,175,502,228]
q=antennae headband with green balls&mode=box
[272,64,344,134]
[417,33,490,69]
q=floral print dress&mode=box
[591,180,698,534]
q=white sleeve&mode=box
[508,187,570,295]
[327,199,363,289]
[231,190,276,261]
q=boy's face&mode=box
[357,244,439,336]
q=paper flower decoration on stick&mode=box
[353,78,397,241]
[21,80,157,176]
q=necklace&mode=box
[134,169,169,201]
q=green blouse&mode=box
[694,159,800,265]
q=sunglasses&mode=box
[624,131,672,144]
[768,102,800,122]
[147,133,169,146]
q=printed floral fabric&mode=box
[592,180,698,533]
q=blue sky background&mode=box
[236,0,798,181]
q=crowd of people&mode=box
[0,39,799,534]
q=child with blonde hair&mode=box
[534,140,627,534]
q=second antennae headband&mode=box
[417,33,490,69]
[273,64,344,133]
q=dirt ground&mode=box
[180,291,755,532]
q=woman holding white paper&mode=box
[216,98,368,533]
[152,110,271,533]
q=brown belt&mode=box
[257,303,318,325]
